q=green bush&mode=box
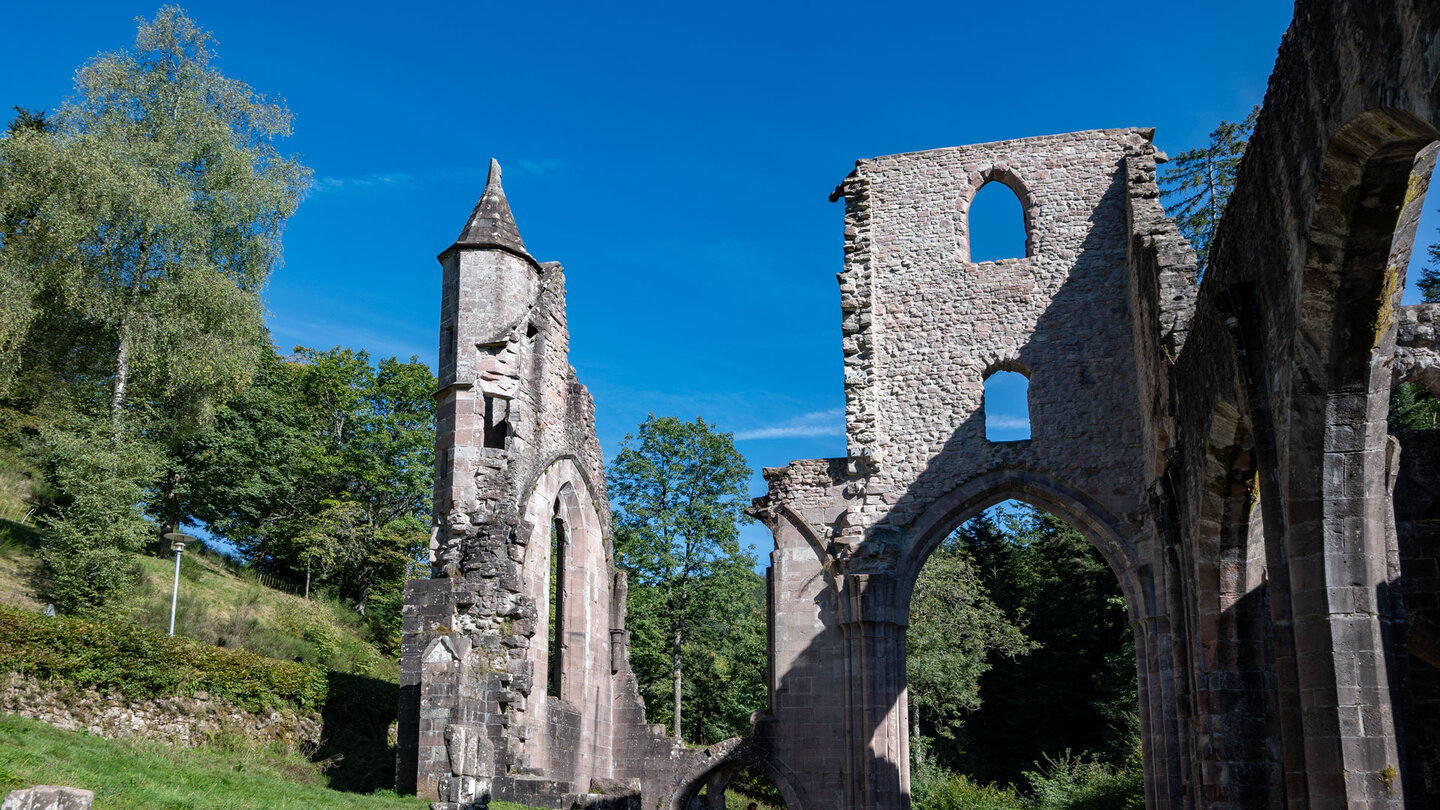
[1023,751,1144,810]
[0,604,327,712]
[34,422,159,614]
[911,762,1027,810]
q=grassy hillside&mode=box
[0,714,428,810]
[0,461,45,614]
[126,546,399,681]
[0,463,397,681]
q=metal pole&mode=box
[169,545,182,636]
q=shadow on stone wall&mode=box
[815,163,1162,806]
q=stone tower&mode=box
[397,161,683,809]
[432,159,541,575]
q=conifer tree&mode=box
[1418,231,1440,303]
[1160,107,1259,274]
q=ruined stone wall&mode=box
[1394,304,1440,396]
[837,130,1152,539]
[1147,1,1440,807]
[1394,430,1440,803]
[401,3,1440,806]
[746,129,1168,810]
[744,2,1440,806]
[398,164,682,810]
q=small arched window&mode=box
[965,178,1029,262]
[983,368,1031,441]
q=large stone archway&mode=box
[400,3,1440,807]
[749,3,1440,805]
[752,127,1170,809]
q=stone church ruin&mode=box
[398,0,1440,806]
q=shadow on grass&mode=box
[318,671,400,794]
[0,517,44,552]
[0,516,48,609]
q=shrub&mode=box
[34,422,159,614]
[0,604,327,712]
[911,761,1027,810]
[1023,751,1144,810]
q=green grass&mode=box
[0,510,397,681]
[126,548,399,681]
[0,714,429,809]
[0,450,397,680]
[0,459,45,613]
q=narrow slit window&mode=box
[968,180,1027,262]
[483,395,510,449]
[548,515,567,698]
[440,324,455,373]
[984,369,1031,441]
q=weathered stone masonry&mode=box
[747,128,1163,810]
[401,1,1440,807]
[396,161,684,809]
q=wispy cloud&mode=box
[509,158,563,178]
[267,311,434,365]
[311,158,563,197]
[987,414,1031,430]
[313,171,416,194]
[734,409,846,441]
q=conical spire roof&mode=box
[453,159,533,261]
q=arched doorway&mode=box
[905,497,1142,803]
[893,471,1155,807]
[670,737,807,810]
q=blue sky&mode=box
[4,1,1436,561]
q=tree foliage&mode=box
[34,419,159,614]
[0,8,314,614]
[608,415,761,742]
[184,347,435,636]
[908,505,1137,790]
[1418,223,1440,303]
[907,533,1033,747]
[1390,382,1440,432]
[0,6,308,429]
[1160,107,1259,274]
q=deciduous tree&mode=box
[0,7,308,434]
[609,415,754,741]
[907,532,1033,759]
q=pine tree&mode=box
[1160,107,1260,274]
[1418,231,1440,303]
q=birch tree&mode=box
[0,7,309,434]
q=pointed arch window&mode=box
[547,509,568,698]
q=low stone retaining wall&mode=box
[1,672,321,749]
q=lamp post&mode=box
[162,532,195,637]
